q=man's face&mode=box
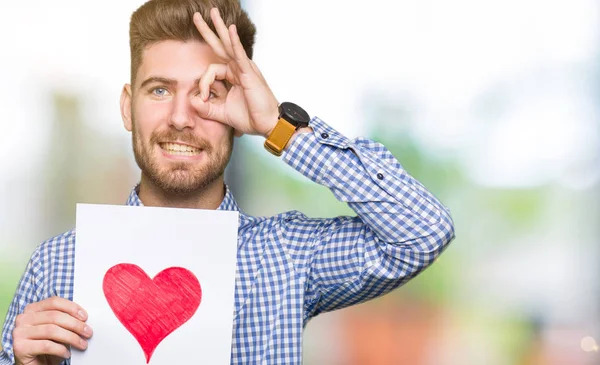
[122,40,233,195]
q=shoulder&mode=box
[39,229,76,250]
[31,229,76,265]
[15,230,76,296]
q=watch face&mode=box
[280,102,310,126]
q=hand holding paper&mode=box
[12,297,93,365]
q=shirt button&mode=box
[321,132,329,139]
[377,173,384,180]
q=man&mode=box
[0,0,455,364]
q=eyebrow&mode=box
[139,77,180,89]
[139,76,228,90]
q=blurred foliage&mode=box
[478,189,547,229]
[0,262,21,326]
[454,309,540,365]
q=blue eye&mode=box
[153,88,167,96]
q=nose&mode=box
[168,94,196,130]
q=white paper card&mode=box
[72,203,239,365]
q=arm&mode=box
[189,9,454,316]
[282,118,455,318]
[1,247,91,365]
[1,252,43,365]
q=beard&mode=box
[131,119,233,196]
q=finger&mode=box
[250,60,267,83]
[24,297,87,321]
[210,8,235,59]
[199,63,228,101]
[234,129,244,138]
[228,24,253,75]
[191,98,226,124]
[193,12,228,59]
[23,311,93,339]
[16,324,88,351]
[14,339,71,360]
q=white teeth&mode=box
[161,143,201,155]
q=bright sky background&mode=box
[0,0,598,188]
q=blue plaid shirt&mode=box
[1,117,454,364]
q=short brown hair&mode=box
[129,0,256,85]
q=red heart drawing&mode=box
[102,263,202,363]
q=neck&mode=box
[137,174,226,210]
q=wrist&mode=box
[263,102,310,156]
[286,127,313,150]
[262,107,280,139]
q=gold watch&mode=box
[264,102,310,156]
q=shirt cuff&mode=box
[282,117,351,185]
[0,354,13,365]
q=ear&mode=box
[120,84,133,132]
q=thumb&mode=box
[191,97,227,124]
[191,97,244,137]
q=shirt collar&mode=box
[125,184,241,212]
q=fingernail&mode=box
[80,339,88,349]
[78,310,86,320]
[83,325,92,336]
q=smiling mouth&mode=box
[159,142,202,156]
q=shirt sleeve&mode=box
[0,248,71,365]
[281,117,455,319]
[1,250,44,365]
